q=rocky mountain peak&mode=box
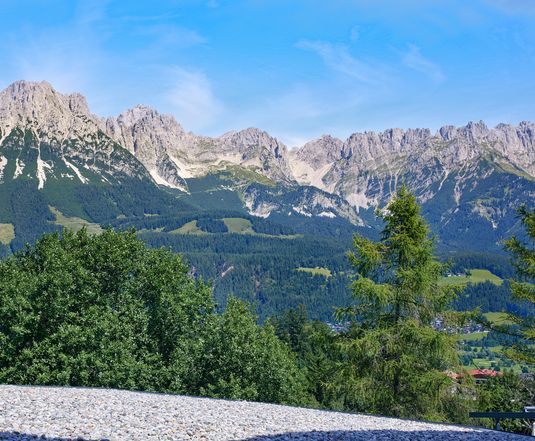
[217,127,294,182]
[0,81,152,191]
[105,105,190,190]
[113,105,182,131]
[3,80,55,102]
[293,135,343,166]
[220,127,286,156]
[66,92,91,116]
[1,80,533,224]
[438,125,457,140]
[0,80,100,140]
[459,120,489,141]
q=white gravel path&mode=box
[0,385,528,440]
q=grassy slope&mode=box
[296,267,332,278]
[439,268,503,286]
[223,217,254,234]
[483,311,513,325]
[0,223,15,245]
[49,207,102,235]
[170,220,207,235]
[456,332,488,342]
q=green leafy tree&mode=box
[0,229,213,390]
[0,229,309,405]
[503,206,535,365]
[336,185,467,421]
[191,297,310,405]
[477,372,535,435]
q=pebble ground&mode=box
[0,385,528,440]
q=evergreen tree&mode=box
[503,206,535,365]
[336,185,466,420]
[270,308,343,409]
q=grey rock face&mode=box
[218,128,294,183]
[1,81,533,230]
[292,121,535,211]
[0,81,99,140]
[0,81,150,188]
[105,106,296,188]
[105,105,189,189]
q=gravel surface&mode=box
[0,385,528,440]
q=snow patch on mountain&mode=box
[14,158,25,179]
[63,158,88,184]
[36,158,51,190]
[0,155,7,181]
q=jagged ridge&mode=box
[0,80,533,238]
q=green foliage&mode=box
[503,206,535,365]
[335,185,469,420]
[453,281,530,315]
[197,218,228,233]
[476,372,535,435]
[270,308,342,410]
[138,228,354,321]
[191,297,310,404]
[9,180,58,250]
[0,229,308,405]
[0,229,211,389]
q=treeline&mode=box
[453,281,519,313]
[7,180,59,250]
[446,251,514,278]
[75,178,191,222]
[0,176,193,253]
[108,209,296,236]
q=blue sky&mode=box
[1,0,534,146]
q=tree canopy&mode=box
[0,228,307,402]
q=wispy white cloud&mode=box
[296,39,386,84]
[0,2,214,121]
[401,44,445,83]
[163,67,224,132]
[2,20,106,97]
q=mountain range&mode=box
[1,80,533,245]
[0,80,533,318]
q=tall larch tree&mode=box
[503,206,535,365]
[336,185,469,421]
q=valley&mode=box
[0,80,533,326]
